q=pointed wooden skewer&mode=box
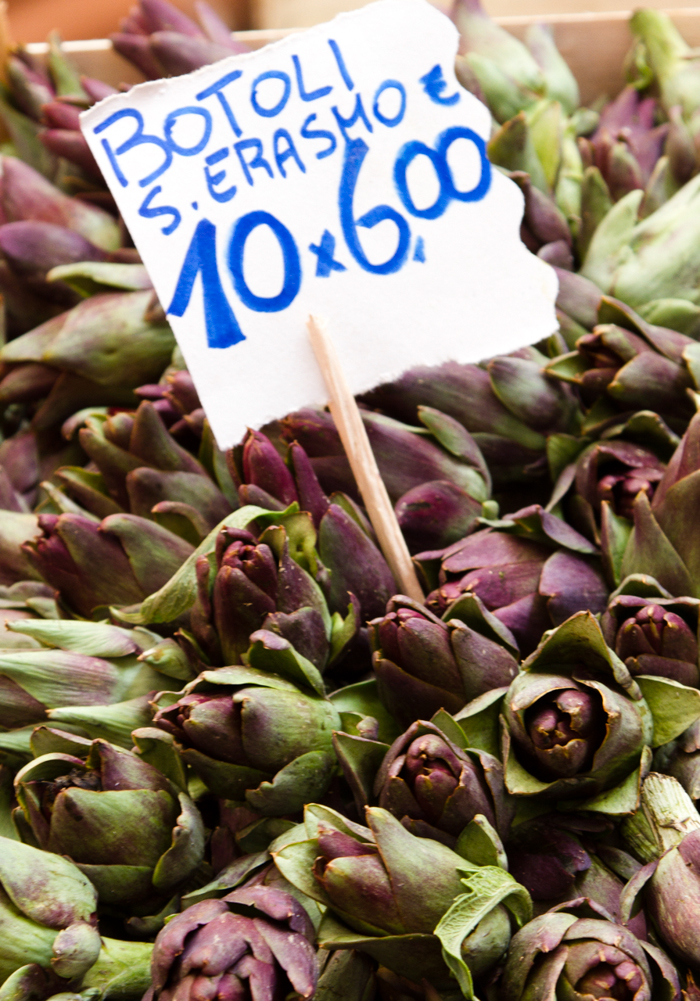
[308,314,424,603]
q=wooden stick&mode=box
[308,314,424,603]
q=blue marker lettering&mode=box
[437,126,491,202]
[251,70,291,118]
[338,136,410,275]
[99,137,127,187]
[331,94,373,143]
[94,108,172,188]
[164,106,212,156]
[228,211,301,312]
[206,148,229,165]
[328,39,354,90]
[300,114,337,159]
[373,80,406,128]
[204,148,237,203]
[309,230,346,277]
[393,127,491,221]
[196,70,244,138]
[138,186,181,235]
[273,129,306,177]
[292,54,332,101]
[420,65,460,106]
[394,140,451,220]
[234,139,274,184]
[168,218,245,349]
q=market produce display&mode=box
[5,0,700,997]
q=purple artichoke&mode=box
[152,662,341,814]
[601,590,699,686]
[274,805,528,992]
[566,440,667,526]
[546,296,696,429]
[144,884,317,1001]
[112,0,250,81]
[369,597,518,727]
[617,411,700,597]
[13,737,205,909]
[417,504,608,656]
[22,511,194,617]
[580,85,669,201]
[470,610,700,809]
[500,896,680,1001]
[189,521,344,669]
[56,400,233,535]
[373,719,512,846]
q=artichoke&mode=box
[616,411,700,595]
[500,895,680,1000]
[373,718,512,847]
[369,596,518,728]
[464,611,700,812]
[0,836,101,985]
[112,0,250,81]
[143,882,317,1001]
[22,511,194,617]
[416,504,608,656]
[274,803,530,993]
[601,582,699,686]
[152,654,342,814]
[13,735,205,910]
[621,772,700,972]
[189,517,360,670]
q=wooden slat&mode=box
[20,9,700,113]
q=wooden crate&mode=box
[249,0,700,28]
[21,7,700,107]
[6,0,250,45]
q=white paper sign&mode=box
[81,0,557,449]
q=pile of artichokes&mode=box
[5,0,700,998]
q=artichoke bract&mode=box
[484,611,700,812]
[0,836,101,984]
[617,411,700,597]
[273,804,530,993]
[369,596,518,727]
[13,736,205,909]
[416,504,608,656]
[500,896,681,1001]
[143,883,316,1001]
[601,580,699,686]
[621,772,700,971]
[373,718,512,848]
[153,661,342,814]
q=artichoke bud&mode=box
[374,718,512,846]
[501,611,662,808]
[153,669,340,812]
[0,837,100,984]
[13,738,205,909]
[621,773,700,969]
